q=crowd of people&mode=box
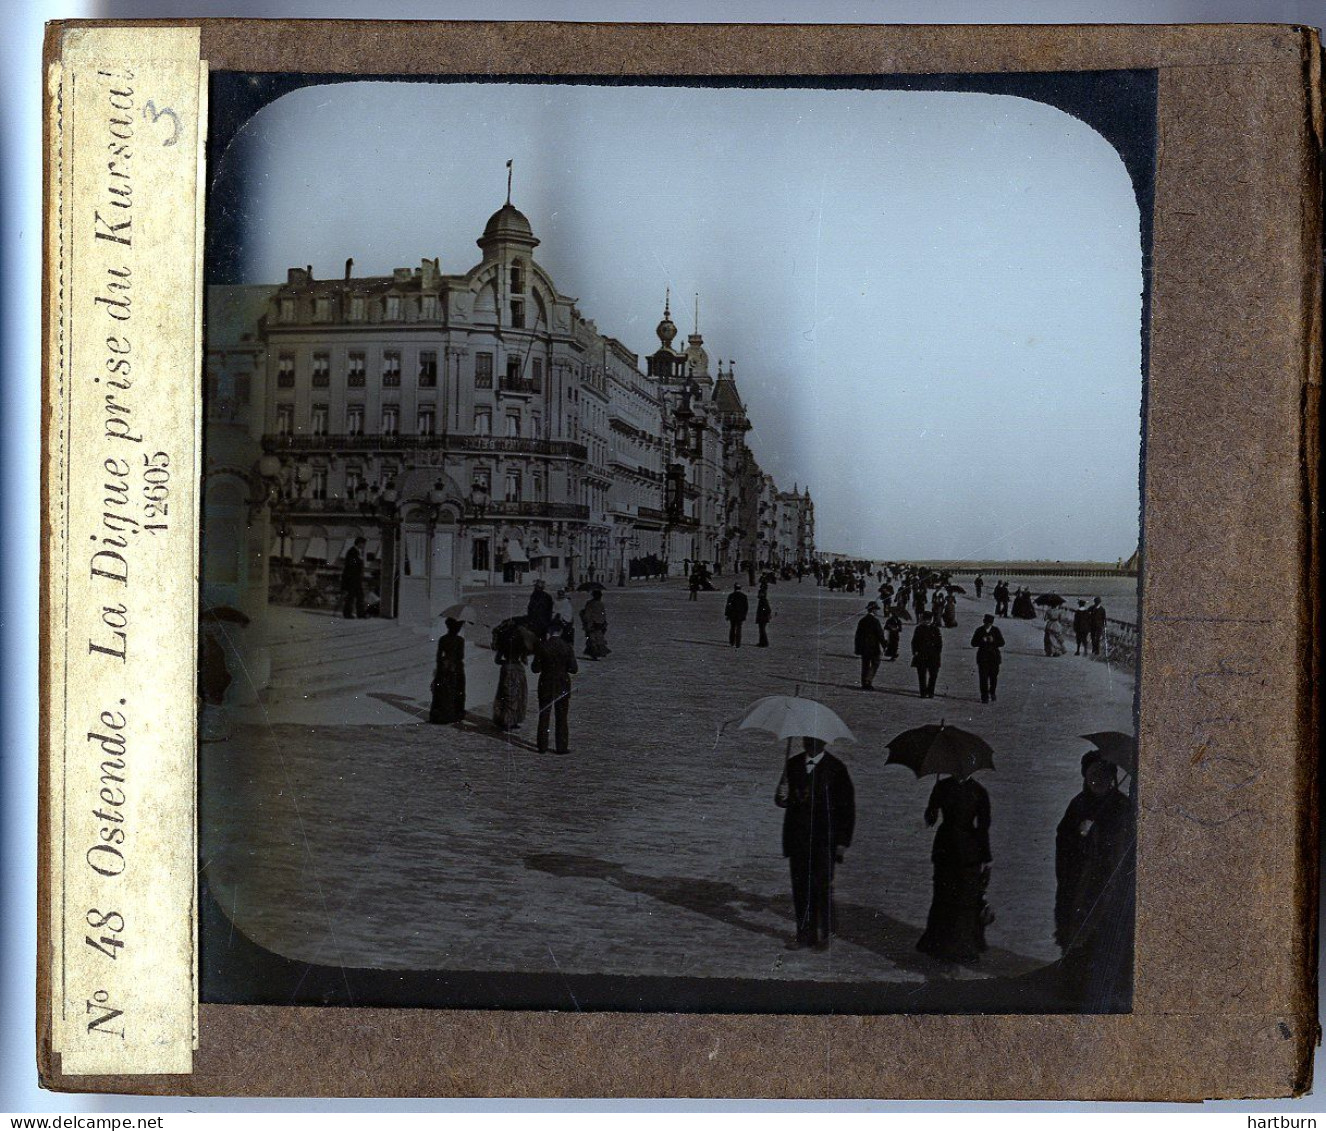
[420,562,1132,981]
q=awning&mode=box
[304,537,330,562]
[365,535,381,560]
[504,540,528,565]
[291,538,310,562]
[269,536,287,559]
[527,537,548,559]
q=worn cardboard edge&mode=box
[34,18,1323,1100]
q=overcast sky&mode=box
[220,80,1143,562]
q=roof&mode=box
[712,375,747,415]
[478,202,539,248]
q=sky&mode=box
[219,80,1144,562]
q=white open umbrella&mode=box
[733,695,856,745]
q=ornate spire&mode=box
[656,288,678,349]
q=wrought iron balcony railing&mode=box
[262,432,587,460]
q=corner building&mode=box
[209,199,813,623]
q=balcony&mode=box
[484,501,590,520]
[498,376,542,396]
[262,432,587,460]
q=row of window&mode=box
[274,350,542,392]
[275,404,543,438]
[276,264,532,328]
[277,294,442,324]
[297,464,541,507]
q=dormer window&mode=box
[279,298,295,322]
[313,297,331,322]
[349,296,366,322]
[385,295,402,321]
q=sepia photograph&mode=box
[197,71,1149,1015]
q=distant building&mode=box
[206,197,813,622]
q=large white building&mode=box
[203,198,814,624]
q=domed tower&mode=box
[476,202,540,262]
[656,288,678,351]
[647,289,686,381]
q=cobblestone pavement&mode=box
[202,578,1135,992]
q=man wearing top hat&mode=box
[970,613,1007,704]
[853,602,888,690]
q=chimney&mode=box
[345,257,354,280]
[306,265,313,281]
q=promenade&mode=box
[201,577,1136,1000]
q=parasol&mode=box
[732,695,856,746]
[1081,731,1137,774]
[885,721,994,779]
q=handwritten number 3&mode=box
[142,101,181,147]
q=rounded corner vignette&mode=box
[197,69,1148,1015]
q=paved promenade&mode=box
[202,578,1135,995]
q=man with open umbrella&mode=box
[970,613,1006,703]
[775,737,855,950]
[853,602,888,689]
[910,610,944,698]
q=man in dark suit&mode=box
[911,610,943,698]
[775,738,855,950]
[526,578,555,639]
[1089,597,1108,656]
[853,602,888,689]
[725,582,749,647]
[531,625,579,754]
[1072,600,1091,655]
[970,613,1006,703]
[884,610,903,660]
[340,536,367,619]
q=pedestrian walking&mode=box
[775,738,855,950]
[756,583,773,647]
[853,602,887,689]
[974,574,984,599]
[1044,605,1067,656]
[1054,755,1132,952]
[1089,597,1107,656]
[1072,600,1090,655]
[943,592,958,628]
[428,617,467,724]
[884,610,903,660]
[526,578,554,639]
[725,581,749,648]
[340,536,367,619]
[910,611,943,698]
[491,618,531,731]
[917,772,993,963]
[689,570,701,601]
[550,587,576,646]
[970,614,1005,703]
[580,588,611,659]
[532,625,579,754]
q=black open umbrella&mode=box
[1081,731,1136,774]
[946,584,968,594]
[886,722,995,779]
[1034,593,1066,608]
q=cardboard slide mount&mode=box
[39,19,1321,1098]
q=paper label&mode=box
[45,25,205,1076]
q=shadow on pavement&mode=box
[523,852,1041,983]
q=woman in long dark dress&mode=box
[917,773,993,962]
[491,618,530,731]
[429,617,467,724]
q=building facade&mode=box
[206,199,814,623]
